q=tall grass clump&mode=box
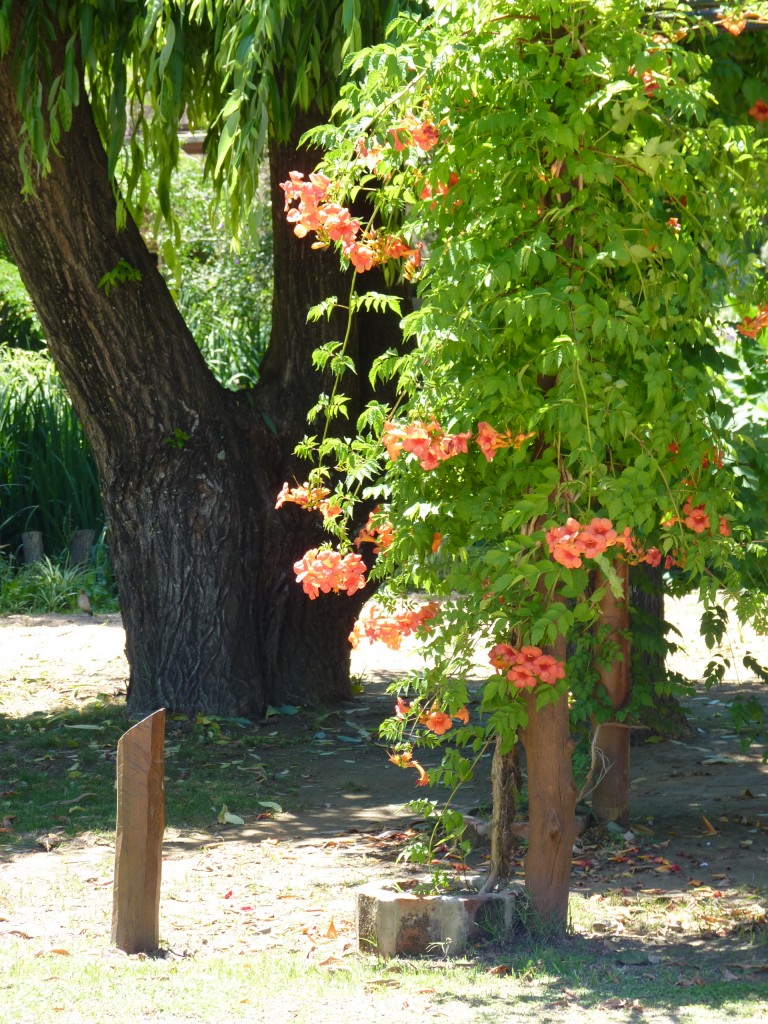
[0,345,104,558]
[0,549,118,614]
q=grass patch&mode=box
[2,924,767,1024]
[0,552,119,615]
[0,699,292,846]
[2,682,768,1023]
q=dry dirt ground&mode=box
[1,596,768,967]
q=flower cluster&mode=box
[395,697,470,734]
[275,481,341,520]
[489,644,566,689]
[683,500,710,534]
[628,65,661,97]
[293,548,367,599]
[419,171,460,206]
[388,114,440,153]
[382,419,472,471]
[382,418,533,471]
[701,449,724,471]
[354,136,384,171]
[476,422,535,462]
[280,171,421,275]
[545,516,628,569]
[543,512,733,570]
[663,500,730,538]
[717,12,748,35]
[738,304,768,337]
[388,749,429,786]
[349,601,439,650]
[354,114,441,177]
[749,99,768,122]
[354,509,394,553]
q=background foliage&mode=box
[0,153,274,570]
[150,153,273,391]
[0,345,104,559]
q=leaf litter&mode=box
[2,606,768,986]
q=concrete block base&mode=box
[356,881,520,957]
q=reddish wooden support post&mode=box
[591,562,631,825]
[112,708,165,953]
[520,631,578,932]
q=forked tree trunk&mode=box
[519,632,578,931]
[591,562,631,825]
[0,20,391,716]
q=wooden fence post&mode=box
[112,708,166,954]
[70,529,95,565]
[21,530,44,563]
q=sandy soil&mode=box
[1,595,768,966]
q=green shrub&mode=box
[152,153,273,390]
[0,246,44,350]
[0,345,104,557]
[0,548,118,615]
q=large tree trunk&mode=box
[0,24,383,717]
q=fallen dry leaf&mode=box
[62,791,98,805]
[601,997,644,1011]
[676,974,706,987]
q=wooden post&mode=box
[112,708,165,954]
[483,736,520,892]
[520,631,578,933]
[21,530,44,563]
[70,529,95,565]
[591,562,631,825]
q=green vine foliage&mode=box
[288,0,768,778]
[0,0,417,239]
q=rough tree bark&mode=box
[0,22,391,717]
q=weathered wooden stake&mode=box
[112,708,165,954]
[70,529,95,565]
[21,530,44,563]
